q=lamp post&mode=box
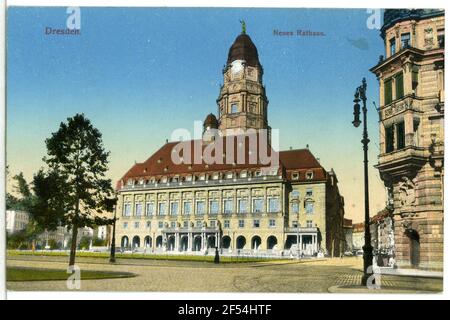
[107,196,118,263]
[352,78,373,286]
[296,203,300,259]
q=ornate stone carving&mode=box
[424,26,434,47]
[398,176,417,206]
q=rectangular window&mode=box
[210,200,219,215]
[158,202,166,216]
[395,72,404,100]
[146,221,151,228]
[253,198,263,213]
[224,220,230,228]
[269,219,276,227]
[231,103,238,114]
[438,28,445,48]
[196,220,202,228]
[123,203,131,216]
[183,220,189,228]
[210,220,216,228]
[146,202,154,216]
[307,220,313,228]
[170,221,176,228]
[183,201,191,215]
[268,198,279,213]
[384,78,393,105]
[413,120,420,146]
[238,199,247,214]
[123,222,128,229]
[196,201,205,215]
[305,202,314,214]
[135,203,143,216]
[397,121,405,150]
[385,125,395,153]
[412,68,419,92]
[238,220,245,228]
[253,220,260,228]
[306,188,313,197]
[134,221,139,229]
[158,221,163,229]
[389,37,396,56]
[223,199,233,214]
[401,33,410,49]
[292,202,299,214]
[170,202,179,215]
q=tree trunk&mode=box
[69,224,78,267]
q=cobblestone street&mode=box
[6,256,443,293]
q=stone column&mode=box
[300,234,303,254]
[380,123,386,153]
[175,232,179,252]
[404,111,414,146]
[201,232,205,251]
[188,232,192,251]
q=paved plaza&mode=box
[6,256,443,293]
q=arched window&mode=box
[121,236,129,248]
[267,236,278,250]
[251,236,261,250]
[236,236,246,249]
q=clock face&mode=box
[231,60,244,75]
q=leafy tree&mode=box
[42,113,114,266]
[92,237,107,246]
[78,236,92,250]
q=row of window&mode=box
[127,169,279,187]
[123,219,315,230]
[123,198,282,216]
[385,119,419,153]
[388,28,444,57]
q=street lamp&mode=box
[352,78,373,286]
[106,195,118,263]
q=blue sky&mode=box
[7,7,387,221]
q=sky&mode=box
[6,7,387,222]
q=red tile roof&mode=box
[116,136,326,189]
[352,222,365,232]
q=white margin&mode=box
[1,0,7,301]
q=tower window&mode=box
[384,78,393,105]
[385,125,394,153]
[397,121,405,150]
[395,72,404,100]
[438,28,445,48]
[412,68,419,92]
[389,37,396,56]
[231,103,238,114]
[401,33,410,49]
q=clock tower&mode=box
[217,26,270,136]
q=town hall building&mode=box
[114,26,346,257]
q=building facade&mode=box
[352,222,364,252]
[371,9,444,269]
[114,28,346,257]
[370,208,395,267]
[6,210,30,234]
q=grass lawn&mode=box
[8,250,284,263]
[7,267,135,282]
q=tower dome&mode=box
[227,33,260,67]
[203,113,219,130]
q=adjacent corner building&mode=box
[371,9,444,269]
